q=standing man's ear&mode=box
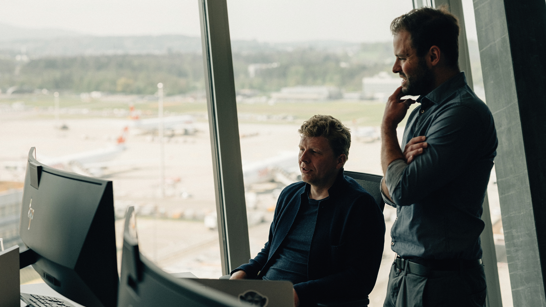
[336,154,348,169]
[428,45,441,67]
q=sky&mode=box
[0,0,478,42]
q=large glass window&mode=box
[461,0,512,305]
[227,0,412,304]
[0,0,223,281]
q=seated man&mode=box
[231,115,385,307]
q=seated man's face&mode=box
[298,136,342,189]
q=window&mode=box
[461,0,512,305]
[0,0,223,281]
[227,0,413,303]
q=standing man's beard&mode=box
[401,58,435,96]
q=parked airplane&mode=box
[242,151,299,187]
[2,128,128,178]
[127,105,196,136]
[353,126,380,142]
[205,151,300,230]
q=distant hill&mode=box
[0,35,204,57]
[0,22,480,62]
[0,35,366,57]
[0,23,84,42]
[0,23,367,57]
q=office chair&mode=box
[344,170,384,212]
[317,171,384,307]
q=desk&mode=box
[20,283,83,307]
[19,272,197,307]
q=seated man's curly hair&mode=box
[299,115,351,158]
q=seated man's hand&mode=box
[229,270,247,280]
[404,136,427,163]
[293,289,300,307]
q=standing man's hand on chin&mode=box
[382,86,415,129]
[381,86,414,199]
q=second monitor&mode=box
[118,206,249,307]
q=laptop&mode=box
[189,278,294,307]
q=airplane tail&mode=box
[129,104,140,120]
[117,126,129,145]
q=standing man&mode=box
[380,7,497,307]
[231,115,385,307]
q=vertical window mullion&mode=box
[198,0,251,275]
[435,2,503,306]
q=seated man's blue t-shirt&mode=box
[262,196,324,284]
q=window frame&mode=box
[199,0,251,275]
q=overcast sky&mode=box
[0,0,478,42]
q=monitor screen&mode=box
[118,206,248,307]
[19,147,119,307]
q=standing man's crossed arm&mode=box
[380,86,427,202]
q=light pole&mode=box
[157,83,165,199]
[156,82,165,262]
[54,92,59,129]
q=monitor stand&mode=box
[0,245,20,307]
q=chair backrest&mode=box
[344,171,384,212]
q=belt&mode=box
[394,256,482,276]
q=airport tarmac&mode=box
[0,111,511,306]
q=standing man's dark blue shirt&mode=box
[383,72,498,260]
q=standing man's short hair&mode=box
[390,6,460,67]
[298,115,351,158]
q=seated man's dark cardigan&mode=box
[233,170,385,306]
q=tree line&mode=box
[0,42,395,96]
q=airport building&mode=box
[0,183,22,247]
[270,86,343,101]
[362,72,401,101]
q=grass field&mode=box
[0,93,417,127]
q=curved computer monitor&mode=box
[19,147,119,307]
[119,206,249,307]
